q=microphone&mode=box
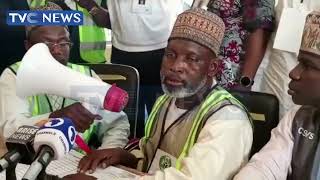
[22,118,77,180]
[0,126,38,172]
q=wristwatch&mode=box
[239,76,254,87]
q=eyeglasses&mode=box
[43,41,73,49]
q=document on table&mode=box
[0,150,140,179]
[0,163,29,179]
[46,150,140,179]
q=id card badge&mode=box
[148,149,177,174]
[131,0,152,14]
[273,7,311,54]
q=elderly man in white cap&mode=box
[76,8,253,180]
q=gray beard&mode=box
[161,77,208,98]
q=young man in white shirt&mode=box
[235,11,320,180]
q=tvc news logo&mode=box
[7,10,83,26]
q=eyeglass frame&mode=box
[42,41,73,49]
[28,41,73,49]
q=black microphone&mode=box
[22,145,54,180]
[0,125,38,172]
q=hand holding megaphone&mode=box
[49,102,102,133]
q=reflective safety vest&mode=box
[29,0,108,63]
[9,62,96,145]
[76,3,107,63]
[143,87,252,170]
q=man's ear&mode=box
[24,40,32,51]
[208,59,220,77]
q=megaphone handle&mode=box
[81,102,99,115]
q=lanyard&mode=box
[146,84,217,171]
[157,100,195,147]
[147,99,195,171]
[157,84,218,146]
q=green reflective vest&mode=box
[9,62,96,145]
[143,87,252,170]
[76,3,107,63]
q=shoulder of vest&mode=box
[8,61,22,75]
[150,95,170,110]
[204,87,242,106]
[144,94,171,137]
[293,106,317,123]
[157,94,170,103]
[292,106,319,137]
[200,87,251,124]
[196,88,242,121]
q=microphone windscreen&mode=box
[5,126,39,164]
[33,118,77,160]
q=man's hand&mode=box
[73,0,112,28]
[34,119,49,127]
[73,0,97,11]
[49,102,102,132]
[78,148,138,174]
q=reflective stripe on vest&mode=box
[9,62,95,144]
[144,87,251,170]
[76,4,107,63]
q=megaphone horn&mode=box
[16,43,128,112]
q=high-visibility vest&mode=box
[29,0,108,63]
[143,87,252,170]
[9,62,96,145]
[76,3,107,63]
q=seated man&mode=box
[0,2,129,154]
[234,11,320,180]
[78,8,253,180]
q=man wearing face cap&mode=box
[234,11,320,180]
[77,8,253,180]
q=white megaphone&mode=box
[16,43,128,113]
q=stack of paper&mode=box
[0,150,140,179]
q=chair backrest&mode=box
[228,90,279,157]
[85,63,140,138]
